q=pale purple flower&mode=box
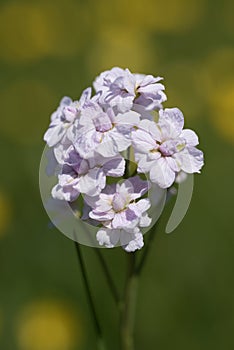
[73,102,140,158]
[52,147,125,201]
[85,176,151,251]
[93,67,166,113]
[132,108,204,188]
[44,88,92,148]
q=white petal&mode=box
[181,129,199,146]
[103,157,125,177]
[96,134,119,157]
[44,124,66,147]
[149,158,176,188]
[132,129,156,153]
[139,213,152,227]
[174,147,204,173]
[138,119,161,140]
[129,198,151,216]
[159,108,184,138]
[120,229,144,252]
[96,228,120,248]
[110,130,131,153]
[78,168,106,196]
[115,110,140,127]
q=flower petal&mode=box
[96,228,120,248]
[149,158,176,188]
[174,147,204,173]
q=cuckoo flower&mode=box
[44,88,92,148]
[52,147,125,201]
[73,102,140,158]
[132,108,204,188]
[93,67,166,113]
[85,176,152,251]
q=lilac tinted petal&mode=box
[51,183,80,202]
[44,124,66,147]
[129,198,151,216]
[79,87,92,107]
[109,130,131,153]
[83,195,99,209]
[132,129,156,153]
[58,173,77,186]
[174,147,204,173]
[90,209,114,221]
[121,229,144,252]
[108,94,134,113]
[96,134,119,157]
[103,157,125,177]
[74,127,97,158]
[159,108,184,138]
[96,228,120,248]
[60,96,73,107]
[181,129,199,146]
[93,112,113,132]
[149,157,176,188]
[53,140,72,164]
[78,168,106,196]
[115,110,140,127]
[138,75,163,87]
[166,156,180,172]
[139,213,152,227]
[86,191,113,213]
[112,210,136,229]
[135,153,158,173]
[137,119,161,140]
[79,102,102,126]
[137,82,165,98]
[123,176,150,199]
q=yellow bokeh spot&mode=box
[93,0,204,34]
[0,80,57,145]
[0,1,85,63]
[16,300,83,350]
[87,26,158,77]
[0,192,11,237]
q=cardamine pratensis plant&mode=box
[43,67,204,350]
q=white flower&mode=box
[44,88,92,148]
[132,108,204,188]
[85,176,152,251]
[94,67,166,113]
[73,102,140,158]
[52,147,125,201]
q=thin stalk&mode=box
[135,220,160,275]
[74,241,106,350]
[79,221,121,307]
[94,248,121,307]
[120,253,138,350]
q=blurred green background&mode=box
[0,0,234,349]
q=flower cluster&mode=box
[44,67,204,251]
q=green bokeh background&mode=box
[0,0,234,349]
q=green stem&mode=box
[136,220,160,275]
[94,248,121,306]
[74,242,106,350]
[120,253,138,350]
